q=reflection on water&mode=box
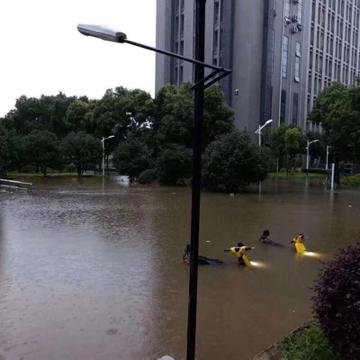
[249,261,269,269]
[0,176,359,360]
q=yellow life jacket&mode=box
[229,246,252,266]
[293,237,307,253]
[230,246,247,258]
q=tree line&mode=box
[0,85,267,191]
[1,82,355,191]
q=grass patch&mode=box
[279,324,337,360]
[270,171,326,180]
[6,172,96,179]
[341,174,360,186]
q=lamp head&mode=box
[265,119,273,126]
[77,24,127,43]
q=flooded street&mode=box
[0,177,359,360]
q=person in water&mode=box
[259,230,271,244]
[228,242,254,266]
[183,244,223,265]
[291,233,305,244]
[259,230,283,247]
[291,233,307,253]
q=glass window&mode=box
[296,42,302,57]
[284,0,290,18]
[297,0,303,24]
[282,36,289,78]
[280,90,287,124]
[214,1,220,27]
[293,93,299,125]
[295,57,301,82]
[179,65,183,84]
[180,14,184,36]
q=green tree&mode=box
[205,130,268,192]
[24,130,62,176]
[3,93,76,138]
[153,84,193,148]
[62,132,102,176]
[0,124,8,176]
[203,85,235,146]
[65,99,93,133]
[153,84,234,150]
[270,125,288,172]
[113,137,150,182]
[309,83,360,181]
[284,127,306,174]
[157,144,192,185]
[6,131,27,172]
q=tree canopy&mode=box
[309,83,360,163]
[0,84,271,190]
[204,130,268,192]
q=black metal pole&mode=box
[186,1,206,360]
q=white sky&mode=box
[0,0,156,117]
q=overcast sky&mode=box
[0,0,156,117]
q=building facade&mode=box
[156,0,360,133]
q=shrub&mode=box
[157,144,192,185]
[204,130,268,192]
[279,324,336,360]
[138,169,158,184]
[313,243,360,359]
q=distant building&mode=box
[156,0,360,133]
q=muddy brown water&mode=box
[0,177,359,360]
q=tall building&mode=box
[156,0,360,133]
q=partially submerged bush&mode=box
[313,243,360,359]
[279,324,335,360]
[138,169,158,184]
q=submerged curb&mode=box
[253,321,313,360]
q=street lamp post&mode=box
[306,139,319,172]
[325,145,331,171]
[255,119,273,147]
[254,119,272,196]
[101,135,115,177]
[78,6,231,359]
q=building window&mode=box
[292,93,299,125]
[213,29,219,56]
[280,90,287,124]
[180,14,184,37]
[295,57,301,82]
[295,41,301,57]
[297,0,303,24]
[282,36,289,78]
[214,0,220,27]
[179,65,183,84]
[175,66,178,84]
[284,0,290,18]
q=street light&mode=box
[255,119,273,147]
[306,139,319,171]
[78,6,231,360]
[101,135,115,177]
[325,145,331,171]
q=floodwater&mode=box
[0,177,359,360]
